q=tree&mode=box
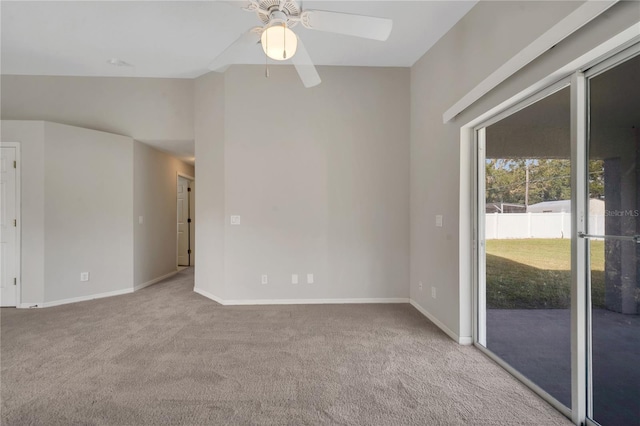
[486,158,570,205]
[528,159,571,204]
[485,159,528,205]
[588,159,605,199]
[486,158,605,206]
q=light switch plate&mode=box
[138,216,144,225]
[307,274,314,284]
[436,215,443,227]
[292,274,299,284]
[230,215,241,225]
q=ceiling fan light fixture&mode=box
[261,22,297,61]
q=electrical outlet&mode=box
[418,281,423,291]
[431,286,437,299]
[292,274,298,284]
[436,215,443,227]
[261,274,268,285]
[230,215,241,225]
[307,273,314,284]
[80,272,90,282]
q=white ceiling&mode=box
[1,0,476,163]
[1,1,477,78]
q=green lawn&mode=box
[486,239,604,309]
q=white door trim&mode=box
[176,172,194,269]
[177,172,194,182]
[475,128,487,347]
[1,142,21,308]
[570,70,588,426]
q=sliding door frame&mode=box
[475,128,486,347]
[570,70,588,426]
[581,43,640,426]
[471,40,640,426]
[471,77,573,421]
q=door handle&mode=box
[578,232,640,244]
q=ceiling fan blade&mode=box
[301,10,392,41]
[208,28,262,71]
[220,0,268,14]
[291,36,321,88]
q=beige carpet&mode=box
[1,269,570,425]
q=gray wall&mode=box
[134,141,194,288]
[3,0,636,336]
[1,75,193,143]
[1,120,135,305]
[44,122,134,302]
[193,72,226,300]
[3,68,410,305]
[224,66,410,301]
[410,0,640,339]
[1,75,196,305]
[194,65,410,302]
[2,121,196,305]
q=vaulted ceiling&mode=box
[1,1,476,78]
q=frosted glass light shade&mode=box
[261,24,298,61]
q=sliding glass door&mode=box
[479,86,573,408]
[475,46,639,426]
[585,52,640,426]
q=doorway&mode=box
[177,174,193,268]
[1,143,21,307]
[475,46,639,425]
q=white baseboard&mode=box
[409,299,472,345]
[40,288,134,308]
[223,297,409,306]
[192,291,408,306]
[193,287,225,304]
[25,271,179,309]
[18,302,41,309]
[134,271,177,291]
[458,336,473,345]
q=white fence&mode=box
[485,212,605,239]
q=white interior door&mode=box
[177,177,190,266]
[1,147,18,307]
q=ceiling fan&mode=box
[208,0,393,88]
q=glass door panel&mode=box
[587,53,640,426]
[480,86,572,407]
